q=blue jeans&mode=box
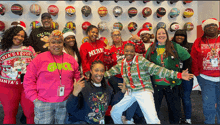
[197,75,220,124]
[181,79,193,119]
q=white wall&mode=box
[0,1,198,46]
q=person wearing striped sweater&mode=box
[105,42,193,124]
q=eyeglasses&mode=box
[112,34,121,37]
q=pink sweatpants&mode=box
[0,86,35,124]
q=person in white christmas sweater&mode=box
[0,26,36,124]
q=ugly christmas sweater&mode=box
[23,51,81,102]
[28,27,54,53]
[191,36,220,77]
[66,81,124,124]
[105,55,181,93]
[104,40,145,77]
[0,45,36,89]
[80,39,106,75]
[145,42,190,87]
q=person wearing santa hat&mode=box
[104,29,146,124]
[191,18,220,124]
[137,28,154,52]
[0,22,36,124]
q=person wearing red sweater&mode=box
[191,18,220,124]
[104,29,146,124]
[80,25,106,77]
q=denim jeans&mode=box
[197,75,220,124]
[65,115,87,124]
[181,79,193,119]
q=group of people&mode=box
[0,12,219,124]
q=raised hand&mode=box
[181,69,194,81]
[73,77,85,96]
[130,33,141,41]
[118,81,127,93]
[105,42,111,50]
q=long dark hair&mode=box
[64,36,82,69]
[147,27,178,61]
[1,26,30,51]
[88,60,106,89]
[86,25,99,35]
[172,29,188,45]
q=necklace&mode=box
[50,52,63,86]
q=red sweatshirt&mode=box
[80,39,106,75]
[104,40,145,78]
[191,36,220,77]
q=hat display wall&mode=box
[128,22,137,32]
[82,21,91,31]
[0,21,5,32]
[82,36,89,44]
[183,0,192,4]
[65,6,76,17]
[98,21,108,32]
[11,4,23,16]
[113,6,123,18]
[0,4,6,16]
[142,7,152,18]
[156,22,166,29]
[51,21,59,30]
[48,5,59,16]
[128,7,137,18]
[184,22,194,31]
[156,0,164,4]
[156,7,166,18]
[81,5,91,17]
[98,6,108,17]
[170,8,180,18]
[30,4,41,16]
[142,22,152,31]
[183,8,194,18]
[113,22,123,31]
[170,0,178,4]
[30,21,41,29]
[143,1,150,3]
[65,21,76,31]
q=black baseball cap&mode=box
[41,13,51,20]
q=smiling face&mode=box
[124,45,135,61]
[90,63,105,84]
[41,17,52,29]
[64,35,75,47]
[140,33,151,43]
[49,38,64,55]
[204,24,218,37]
[13,30,25,46]
[88,28,99,42]
[112,30,122,44]
[156,28,167,45]
[175,35,185,44]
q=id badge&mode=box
[99,117,105,124]
[127,89,132,96]
[57,85,65,96]
[210,58,218,67]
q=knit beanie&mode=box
[202,18,219,31]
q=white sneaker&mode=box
[186,119,192,124]
[121,116,134,124]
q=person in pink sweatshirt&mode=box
[0,25,36,124]
[23,30,81,124]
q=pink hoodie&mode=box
[23,51,81,102]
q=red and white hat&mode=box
[202,18,219,30]
[137,28,150,37]
[11,21,26,31]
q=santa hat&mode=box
[137,28,150,37]
[11,21,26,31]
[62,28,75,39]
[202,18,219,31]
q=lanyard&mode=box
[51,52,63,85]
[206,37,217,52]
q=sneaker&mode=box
[185,119,192,124]
[121,116,134,124]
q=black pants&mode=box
[153,84,182,124]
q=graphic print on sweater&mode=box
[47,62,73,72]
[86,92,108,123]
[36,32,51,49]
[201,43,220,70]
[88,48,104,57]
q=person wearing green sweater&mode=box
[105,42,193,124]
[145,28,191,124]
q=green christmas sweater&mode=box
[145,41,190,87]
[105,55,180,93]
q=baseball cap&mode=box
[41,12,51,20]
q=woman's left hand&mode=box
[181,69,194,81]
[118,81,127,93]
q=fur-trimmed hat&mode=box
[137,28,150,37]
[62,28,75,39]
[202,18,219,31]
[11,21,26,31]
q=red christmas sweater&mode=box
[104,40,145,78]
[80,39,106,75]
[191,36,220,77]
